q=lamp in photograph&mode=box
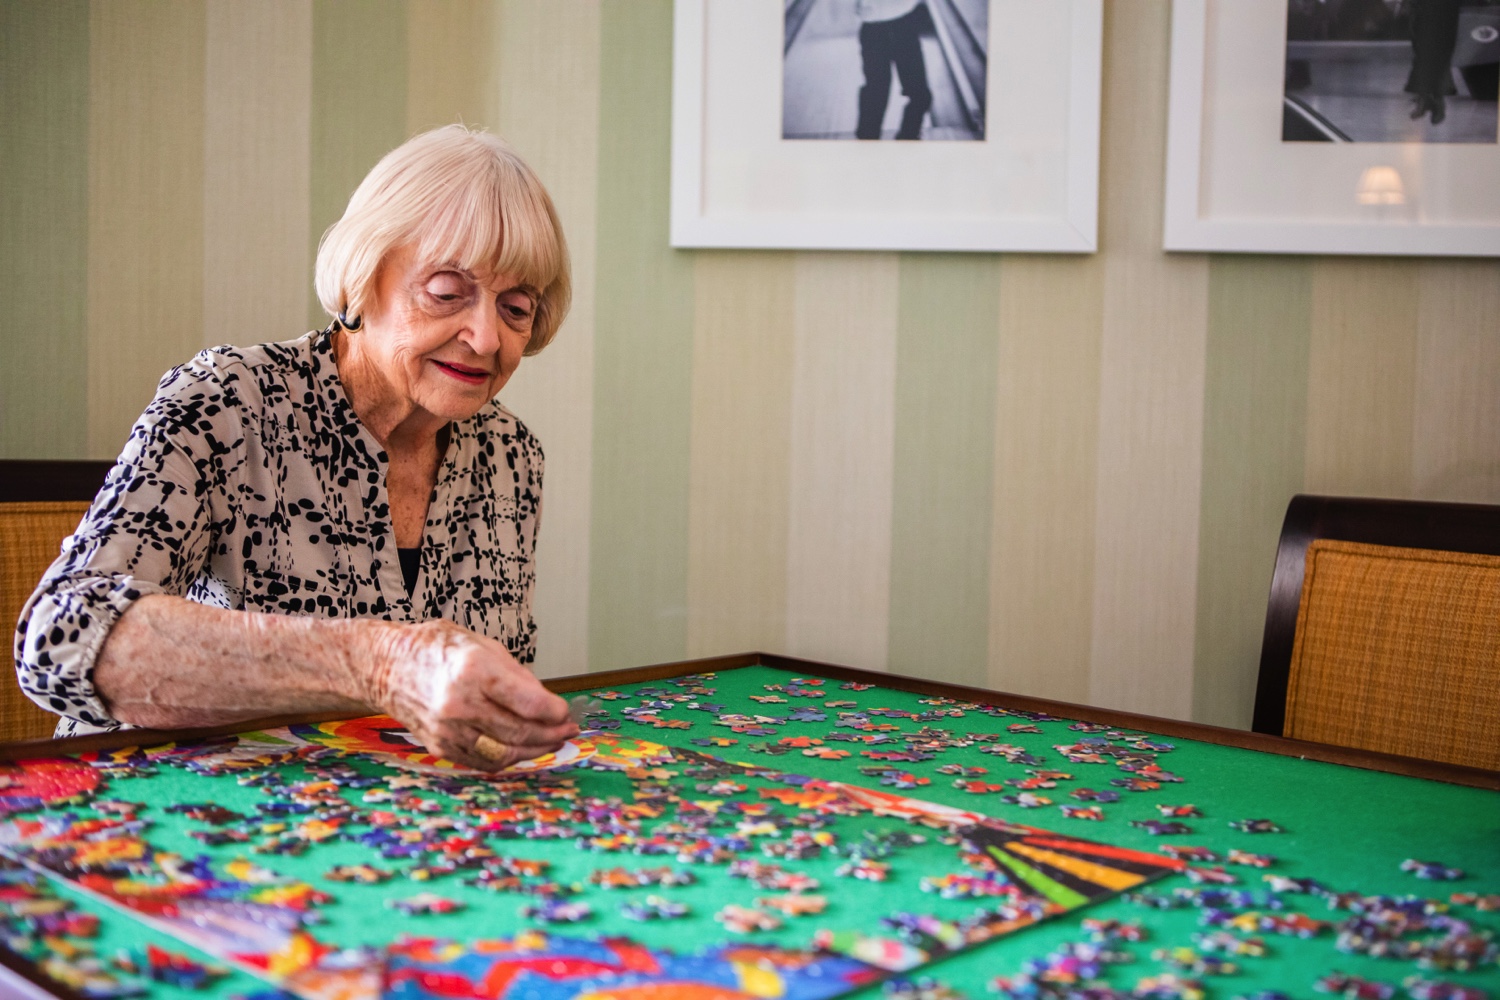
[1355,165,1406,206]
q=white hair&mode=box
[314,125,570,354]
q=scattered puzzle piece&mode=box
[388,892,463,916]
[1228,818,1283,834]
[1060,805,1104,821]
[1401,859,1465,881]
[715,904,782,933]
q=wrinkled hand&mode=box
[362,619,578,771]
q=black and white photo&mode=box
[672,0,1102,251]
[1283,0,1500,143]
[1164,0,1500,255]
[782,0,990,141]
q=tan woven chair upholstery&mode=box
[1256,494,1500,772]
[0,460,114,743]
[0,501,90,741]
[1285,539,1500,770]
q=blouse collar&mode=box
[309,326,480,486]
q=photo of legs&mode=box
[1283,0,1499,143]
[783,0,989,141]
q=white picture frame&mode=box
[1164,0,1500,257]
[670,0,1103,253]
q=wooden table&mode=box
[1,652,1495,999]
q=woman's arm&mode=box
[15,352,574,768]
[93,593,577,771]
[15,358,223,733]
[91,594,370,726]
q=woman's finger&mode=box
[471,639,570,724]
[455,700,573,751]
[494,740,573,766]
[412,721,504,772]
[472,697,578,749]
[404,707,570,771]
[446,719,568,770]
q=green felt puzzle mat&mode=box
[0,662,1495,1000]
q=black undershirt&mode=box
[395,426,446,599]
[397,547,420,597]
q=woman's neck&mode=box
[333,328,445,455]
[333,327,447,548]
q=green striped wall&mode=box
[588,0,696,672]
[5,1,1499,729]
[1192,258,1311,725]
[86,1,207,457]
[309,0,407,327]
[0,1,89,459]
[888,255,1000,688]
[206,0,312,351]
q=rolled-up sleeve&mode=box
[14,357,229,730]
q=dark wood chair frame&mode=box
[0,460,115,504]
[1251,492,1500,739]
[0,461,117,747]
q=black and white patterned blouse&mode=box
[14,329,543,736]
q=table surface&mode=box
[0,652,1496,1000]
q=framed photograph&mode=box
[670,0,1103,253]
[1164,0,1500,256]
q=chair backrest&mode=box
[0,460,114,741]
[1254,494,1500,770]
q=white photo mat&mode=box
[670,0,1103,253]
[1164,0,1500,257]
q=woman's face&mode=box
[357,244,537,423]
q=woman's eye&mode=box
[500,295,537,326]
[424,274,472,304]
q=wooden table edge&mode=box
[0,947,87,1000]
[1,650,1494,793]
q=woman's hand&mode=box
[87,598,575,765]
[363,618,579,771]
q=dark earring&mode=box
[337,310,362,331]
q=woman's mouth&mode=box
[432,360,490,385]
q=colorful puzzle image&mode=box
[0,756,101,816]
[382,933,881,1000]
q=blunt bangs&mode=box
[316,125,571,355]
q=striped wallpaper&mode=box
[3,1,1498,729]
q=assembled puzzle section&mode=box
[0,669,1185,998]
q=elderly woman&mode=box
[14,125,578,770]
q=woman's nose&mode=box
[462,303,502,355]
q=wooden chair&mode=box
[1253,493,1500,770]
[0,460,113,741]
